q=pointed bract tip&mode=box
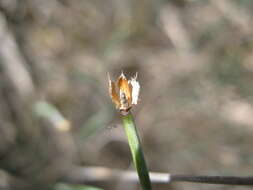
[107,72,111,81]
[119,71,126,79]
[133,72,138,80]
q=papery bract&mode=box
[108,72,140,115]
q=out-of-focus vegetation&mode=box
[0,0,253,189]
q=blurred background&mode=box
[0,0,253,189]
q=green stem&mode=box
[122,112,152,190]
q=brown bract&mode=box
[108,72,140,115]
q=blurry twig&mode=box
[33,101,77,185]
[171,175,253,185]
[160,5,201,74]
[0,11,34,98]
[0,166,252,189]
[160,5,192,53]
[62,166,253,185]
[34,101,71,132]
[62,166,169,184]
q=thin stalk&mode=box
[171,175,253,185]
[121,112,152,190]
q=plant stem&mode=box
[121,112,152,190]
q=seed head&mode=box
[108,72,140,115]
